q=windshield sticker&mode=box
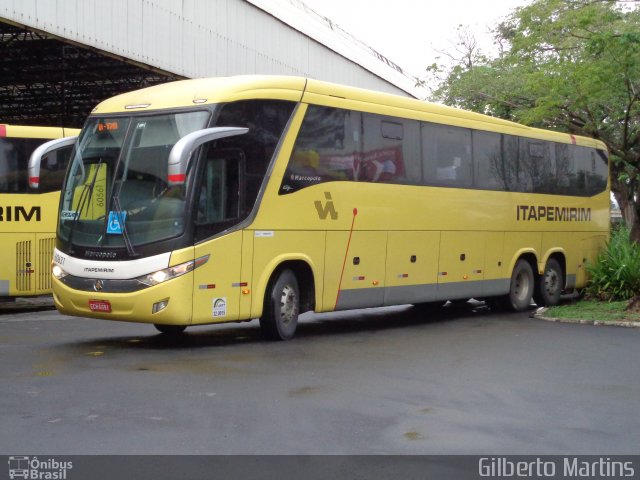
[60,210,79,220]
[107,211,127,234]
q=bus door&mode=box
[437,231,486,300]
[191,149,245,323]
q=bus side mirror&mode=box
[167,126,249,186]
[28,136,78,189]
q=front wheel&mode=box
[489,259,535,312]
[506,259,535,311]
[260,269,299,341]
[534,258,564,306]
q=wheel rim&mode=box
[544,269,560,296]
[513,269,531,301]
[279,284,298,326]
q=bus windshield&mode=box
[58,111,210,250]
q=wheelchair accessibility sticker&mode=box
[107,211,127,234]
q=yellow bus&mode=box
[38,76,609,339]
[0,124,78,299]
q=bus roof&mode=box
[90,75,606,150]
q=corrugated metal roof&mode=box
[247,0,420,97]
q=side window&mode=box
[216,99,295,205]
[554,143,608,196]
[569,145,588,196]
[423,123,472,187]
[501,135,519,192]
[194,148,243,240]
[587,149,608,195]
[359,114,421,184]
[194,100,295,241]
[555,143,572,194]
[473,131,503,190]
[281,105,361,194]
[565,145,607,196]
[519,139,552,193]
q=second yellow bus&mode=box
[1,124,78,299]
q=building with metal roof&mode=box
[0,0,419,128]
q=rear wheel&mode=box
[534,258,564,306]
[260,269,299,341]
[154,324,186,336]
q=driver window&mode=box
[196,149,243,228]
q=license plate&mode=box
[89,299,112,313]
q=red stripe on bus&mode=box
[0,125,6,137]
[335,208,358,309]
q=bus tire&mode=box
[154,324,186,336]
[260,269,299,341]
[504,259,535,311]
[534,257,564,306]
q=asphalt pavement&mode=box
[1,300,639,455]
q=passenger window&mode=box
[473,131,503,190]
[587,149,609,195]
[423,123,472,187]
[360,114,421,184]
[571,145,591,196]
[501,135,519,192]
[519,139,552,193]
[281,105,361,194]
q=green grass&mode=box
[545,299,640,323]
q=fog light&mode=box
[152,299,169,314]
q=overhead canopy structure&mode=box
[0,0,419,129]
[0,22,181,127]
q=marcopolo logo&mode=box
[8,456,72,479]
[314,192,338,220]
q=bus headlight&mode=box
[138,255,209,286]
[52,264,69,279]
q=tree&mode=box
[425,0,640,242]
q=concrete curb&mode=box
[533,307,640,328]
